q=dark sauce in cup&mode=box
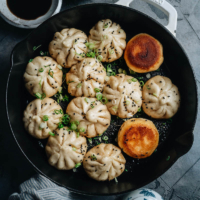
[7,0,52,20]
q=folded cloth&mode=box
[9,174,71,200]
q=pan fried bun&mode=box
[118,118,159,159]
[124,33,163,73]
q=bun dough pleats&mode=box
[23,98,63,139]
[49,28,88,68]
[103,74,142,118]
[46,127,87,170]
[66,97,111,138]
[83,143,126,181]
[88,19,126,62]
[66,58,106,97]
[142,75,180,119]
[24,56,63,97]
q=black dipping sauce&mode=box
[7,0,52,20]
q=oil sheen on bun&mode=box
[118,118,159,159]
[124,33,164,73]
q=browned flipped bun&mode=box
[124,33,164,73]
[118,118,159,159]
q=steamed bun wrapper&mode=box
[46,127,87,170]
[66,97,111,138]
[23,98,63,139]
[24,56,63,97]
[83,143,126,181]
[66,58,106,97]
[49,28,88,68]
[103,74,142,118]
[142,75,180,119]
[88,19,126,62]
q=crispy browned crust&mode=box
[124,33,164,73]
[118,118,159,159]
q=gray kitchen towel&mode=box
[8,174,71,200]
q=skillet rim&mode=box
[5,2,198,196]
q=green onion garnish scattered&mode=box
[112,106,118,112]
[140,81,144,86]
[111,72,116,76]
[49,132,55,136]
[75,163,81,168]
[39,68,44,72]
[88,138,92,144]
[97,55,103,62]
[29,59,33,63]
[138,108,141,112]
[54,109,63,114]
[58,122,64,129]
[35,92,46,100]
[48,68,54,78]
[127,78,137,83]
[76,132,80,138]
[84,98,90,104]
[96,92,103,101]
[118,68,123,73]
[94,88,100,93]
[115,177,118,183]
[43,115,49,121]
[101,96,108,105]
[107,65,112,72]
[129,69,136,74]
[166,156,170,161]
[153,93,157,97]
[79,127,85,132]
[77,83,82,88]
[91,155,97,161]
[123,70,127,75]
[104,23,108,28]
[109,49,114,54]
[71,123,77,130]
[33,45,41,51]
[125,100,130,105]
[102,136,108,141]
[72,147,76,151]
[86,51,96,58]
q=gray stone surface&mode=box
[0,0,200,199]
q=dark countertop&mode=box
[1,0,200,199]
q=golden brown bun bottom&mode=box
[124,33,164,73]
[118,118,159,159]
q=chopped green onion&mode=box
[29,59,33,63]
[39,123,46,129]
[140,81,144,86]
[58,87,62,93]
[103,67,106,71]
[74,120,80,125]
[49,132,55,136]
[88,138,92,144]
[97,55,103,62]
[115,177,118,183]
[107,64,112,72]
[138,108,141,112]
[79,127,85,132]
[94,88,100,93]
[77,83,82,88]
[39,77,42,88]
[96,92,103,100]
[104,23,108,28]
[76,132,80,138]
[102,136,108,141]
[43,115,49,121]
[91,155,97,161]
[75,163,81,168]
[111,72,116,76]
[75,52,85,58]
[127,78,137,83]
[123,70,127,75]
[54,109,63,114]
[40,51,44,55]
[63,95,69,102]
[137,77,143,80]
[125,100,130,105]
[106,72,111,76]
[90,104,94,109]
[58,122,64,129]
[105,76,110,82]
[67,80,74,84]
[112,106,118,112]
[35,93,42,99]
[33,45,41,51]
[84,98,90,104]
[153,93,157,97]
[48,68,54,78]
[71,123,77,130]
[146,85,151,90]
[129,69,136,74]
[39,68,44,72]
[109,49,114,54]
[101,96,108,105]
[101,35,108,40]
[86,51,96,58]
[60,114,71,126]
[125,169,128,172]
[72,147,76,151]
[118,68,123,73]
[166,156,170,161]
[57,65,62,70]
[85,42,95,50]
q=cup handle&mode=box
[115,0,177,37]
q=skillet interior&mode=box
[6,3,197,196]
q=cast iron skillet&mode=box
[6,3,198,196]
